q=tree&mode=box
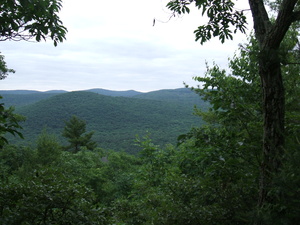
[0,168,108,224]
[62,115,97,153]
[0,0,67,145]
[36,129,62,166]
[172,30,300,223]
[0,100,24,148]
[0,53,14,80]
[0,0,67,46]
[166,0,300,215]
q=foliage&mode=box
[166,0,300,218]
[0,53,15,80]
[1,0,300,219]
[1,34,299,223]
[36,129,62,166]
[184,32,300,222]
[0,99,24,148]
[62,115,97,153]
[0,130,142,224]
[0,92,63,107]
[114,134,258,224]
[0,168,108,225]
[185,35,262,152]
[0,0,67,149]
[0,0,67,46]
[110,32,300,224]
[0,145,31,181]
[166,0,247,44]
[9,90,204,153]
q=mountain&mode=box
[44,90,68,94]
[0,89,140,107]
[0,92,64,107]
[0,90,67,107]
[86,88,142,97]
[11,91,204,153]
[0,90,67,95]
[0,88,206,108]
[133,88,208,107]
[0,90,42,95]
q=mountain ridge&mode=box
[0,88,205,107]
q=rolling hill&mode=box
[9,90,206,153]
[0,88,207,108]
[0,89,140,107]
[85,88,141,97]
[133,88,208,107]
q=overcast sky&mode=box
[1,0,252,92]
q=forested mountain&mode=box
[134,88,207,106]
[0,92,64,107]
[10,90,205,153]
[0,89,141,107]
[85,88,141,97]
[0,88,206,107]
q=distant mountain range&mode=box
[1,88,208,153]
[0,88,141,107]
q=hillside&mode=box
[133,88,209,107]
[0,88,207,108]
[12,91,204,153]
[0,92,63,107]
[0,89,140,107]
[85,88,141,97]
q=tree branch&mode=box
[268,0,299,48]
[248,0,271,45]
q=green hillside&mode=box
[133,88,209,108]
[0,92,63,107]
[0,89,139,107]
[85,88,141,97]
[12,91,204,153]
[0,88,207,108]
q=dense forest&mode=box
[2,88,207,153]
[1,0,300,224]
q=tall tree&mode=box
[166,0,300,218]
[62,115,97,153]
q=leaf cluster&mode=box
[0,168,107,224]
[0,98,24,148]
[166,0,247,44]
[0,130,140,224]
[0,0,67,45]
[0,53,15,80]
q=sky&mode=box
[1,0,252,92]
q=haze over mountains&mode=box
[1,88,208,153]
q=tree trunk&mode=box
[258,49,285,209]
[247,1,296,220]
